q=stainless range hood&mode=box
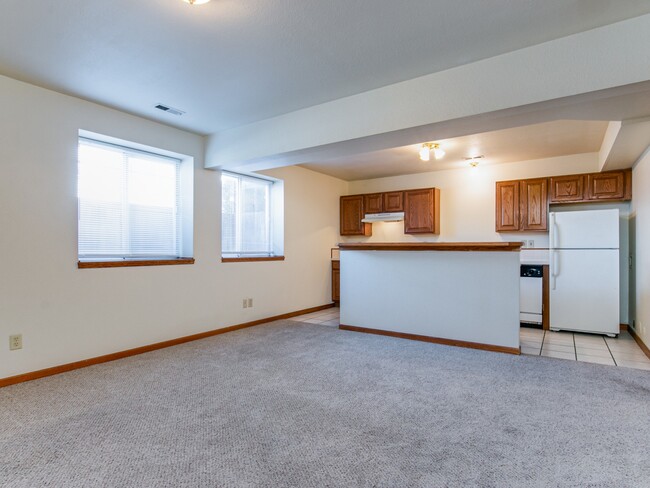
[361,212,405,223]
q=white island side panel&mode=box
[340,250,520,349]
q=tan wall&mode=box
[0,75,347,379]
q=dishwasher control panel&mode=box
[521,265,543,278]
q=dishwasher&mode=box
[520,265,543,326]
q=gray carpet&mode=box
[1,321,649,488]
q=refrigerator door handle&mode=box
[551,250,559,290]
[551,213,559,249]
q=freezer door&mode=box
[550,249,619,334]
[550,209,619,249]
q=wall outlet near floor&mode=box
[9,334,22,351]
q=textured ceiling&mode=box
[1,1,650,134]
[300,120,610,181]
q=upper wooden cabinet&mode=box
[498,170,631,232]
[340,189,432,236]
[495,180,521,232]
[340,195,371,236]
[404,188,440,234]
[521,178,548,231]
[586,170,631,201]
[549,174,585,203]
[364,193,383,214]
[383,191,404,212]
[549,170,631,203]
[496,178,548,232]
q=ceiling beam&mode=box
[205,14,650,172]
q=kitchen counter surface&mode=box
[338,242,522,252]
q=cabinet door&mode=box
[586,171,626,201]
[340,195,371,236]
[331,261,340,302]
[495,181,520,232]
[383,191,404,212]
[549,174,585,203]
[364,193,383,214]
[404,188,440,234]
[521,178,548,231]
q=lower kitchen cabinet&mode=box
[331,260,340,302]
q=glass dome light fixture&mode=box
[183,0,211,5]
[419,142,445,161]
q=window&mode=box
[221,171,283,260]
[78,136,191,265]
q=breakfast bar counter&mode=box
[338,242,522,354]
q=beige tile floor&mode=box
[293,307,341,327]
[520,327,650,370]
[293,308,650,371]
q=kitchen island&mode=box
[338,242,522,354]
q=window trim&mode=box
[78,258,195,269]
[221,170,282,260]
[77,132,194,266]
[221,256,285,263]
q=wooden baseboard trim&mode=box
[339,324,520,355]
[628,326,650,360]
[620,323,628,331]
[0,303,335,388]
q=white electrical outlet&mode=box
[9,334,22,351]
[528,239,535,248]
[242,299,248,308]
[248,298,253,308]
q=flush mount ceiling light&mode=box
[419,143,445,162]
[182,0,210,5]
[464,155,485,167]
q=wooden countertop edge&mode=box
[337,242,523,252]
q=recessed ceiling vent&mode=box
[154,104,185,116]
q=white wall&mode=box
[630,147,650,344]
[344,153,631,324]
[0,75,347,379]
[345,153,599,247]
[341,250,520,349]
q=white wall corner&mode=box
[598,121,622,171]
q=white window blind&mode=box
[78,138,182,261]
[222,172,273,257]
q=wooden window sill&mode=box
[78,258,195,269]
[221,256,285,263]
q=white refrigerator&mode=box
[549,209,620,336]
